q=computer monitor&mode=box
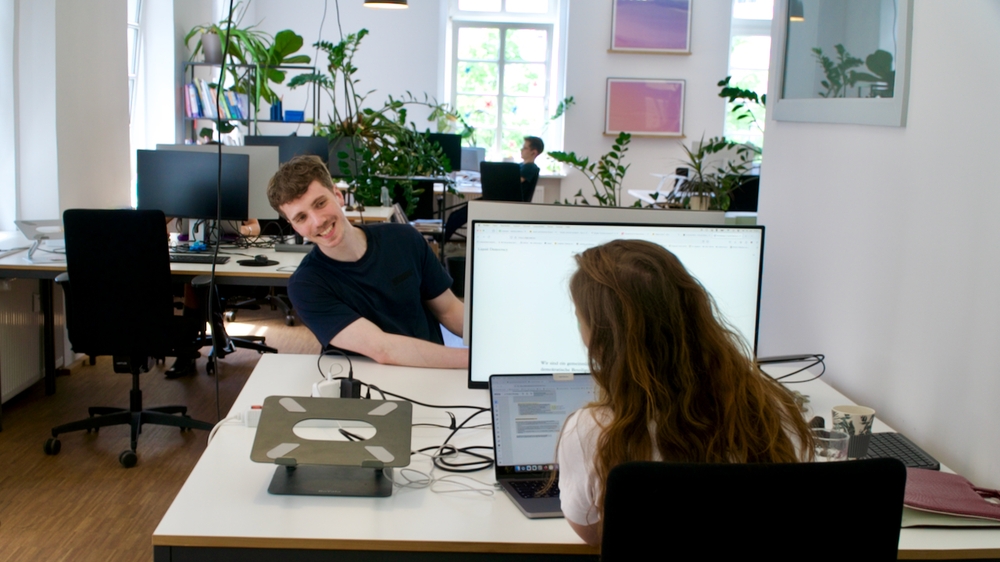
[244,135,330,164]
[156,144,280,220]
[467,221,764,388]
[426,133,462,173]
[136,149,250,221]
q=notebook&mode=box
[489,373,596,518]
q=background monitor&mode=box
[136,150,250,221]
[467,220,764,388]
[244,135,329,164]
[426,133,462,173]
[156,144,280,220]
[461,201,727,345]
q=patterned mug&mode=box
[831,405,876,459]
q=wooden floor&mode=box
[0,308,320,562]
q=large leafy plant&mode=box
[289,29,452,214]
[185,4,310,119]
[549,132,632,207]
[812,44,895,98]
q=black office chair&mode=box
[43,209,215,468]
[480,161,524,202]
[601,459,906,561]
[443,162,528,243]
[191,275,278,375]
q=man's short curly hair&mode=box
[267,155,335,218]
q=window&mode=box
[127,0,142,122]
[448,1,565,168]
[725,0,772,149]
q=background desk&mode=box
[0,236,308,398]
[153,355,1000,561]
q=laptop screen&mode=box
[469,221,765,387]
[491,374,596,476]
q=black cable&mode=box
[209,0,237,421]
[768,354,827,384]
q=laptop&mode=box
[489,373,596,518]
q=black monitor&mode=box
[426,133,462,173]
[136,149,250,221]
[245,135,330,164]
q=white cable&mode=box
[208,413,244,443]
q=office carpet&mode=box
[0,307,321,562]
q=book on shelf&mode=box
[184,78,250,121]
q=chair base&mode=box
[45,380,214,468]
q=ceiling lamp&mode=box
[788,0,805,22]
[364,0,408,8]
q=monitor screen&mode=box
[244,135,329,164]
[136,149,250,221]
[468,221,765,387]
[156,144,280,220]
[426,133,462,173]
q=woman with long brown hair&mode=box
[557,240,813,545]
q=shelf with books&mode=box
[182,62,319,140]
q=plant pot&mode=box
[689,195,711,211]
[202,32,224,64]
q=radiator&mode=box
[0,278,43,404]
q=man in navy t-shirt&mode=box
[267,156,467,369]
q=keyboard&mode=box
[169,253,231,264]
[508,479,560,499]
[865,432,940,470]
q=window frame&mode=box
[450,21,554,161]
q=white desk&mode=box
[153,354,596,561]
[153,356,1000,560]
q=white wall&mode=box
[16,0,58,220]
[560,0,733,204]
[0,0,14,231]
[759,1,1000,488]
[54,0,131,211]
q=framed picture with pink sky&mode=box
[611,0,692,54]
[605,78,685,137]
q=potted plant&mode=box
[185,4,310,133]
[548,132,632,207]
[671,136,756,211]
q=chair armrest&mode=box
[55,272,69,285]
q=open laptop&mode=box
[489,373,596,518]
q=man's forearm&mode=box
[373,333,468,369]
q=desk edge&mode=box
[151,535,599,555]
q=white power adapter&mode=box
[244,405,262,428]
[311,379,339,398]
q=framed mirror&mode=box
[769,0,913,126]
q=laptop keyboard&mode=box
[509,480,560,499]
[169,253,231,264]
[865,432,940,470]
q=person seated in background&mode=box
[443,135,545,242]
[267,155,467,369]
[519,135,544,201]
[557,240,813,546]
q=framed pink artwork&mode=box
[605,78,685,137]
[611,0,692,54]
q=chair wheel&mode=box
[119,450,138,468]
[205,361,215,375]
[225,311,236,322]
[285,316,295,327]
[44,438,61,455]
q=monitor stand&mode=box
[268,465,393,497]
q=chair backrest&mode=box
[480,162,523,202]
[601,459,906,561]
[61,209,175,357]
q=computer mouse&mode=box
[254,254,270,264]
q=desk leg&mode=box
[41,279,56,395]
